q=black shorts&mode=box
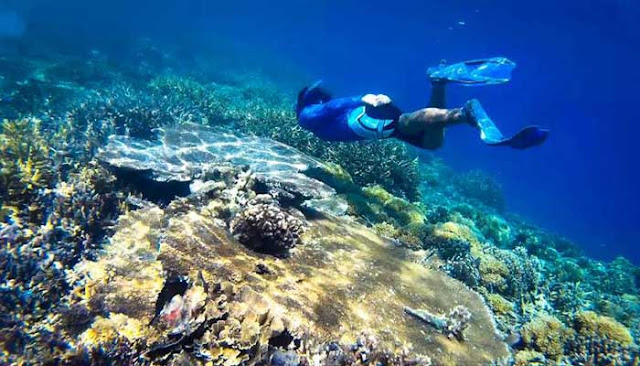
[365,103,403,137]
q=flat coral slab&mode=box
[83,205,509,364]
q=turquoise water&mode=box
[0,1,638,364]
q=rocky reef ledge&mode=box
[64,124,509,365]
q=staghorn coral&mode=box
[3,46,639,365]
[518,311,639,365]
[478,246,543,301]
[121,73,423,200]
[230,197,305,257]
[0,118,53,206]
[601,257,638,296]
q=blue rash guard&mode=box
[298,96,400,141]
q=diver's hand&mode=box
[362,94,392,107]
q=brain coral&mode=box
[230,198,304,257]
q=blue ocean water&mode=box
[4,0,639,263]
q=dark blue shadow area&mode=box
[10,0,640,262]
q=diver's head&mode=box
[296,80,332,116]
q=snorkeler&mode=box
[296,58,549,150]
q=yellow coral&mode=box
[363,185,394,202]
[521,314,573,360]
[0,118,53,203]
[322,162,354,184]
[80,313,145,346]
[514,349,546,366]
[478,254,510,291]
[573,311,634,346]
[373,222,398,238]
[81,204,511,365]
[361,185,425,226]
[486,293,514,315]
[433,222,481,248]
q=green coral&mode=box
[513,349,546,366]
[343,185,428,247]
[485,293,514,315]
[477,246,542,301]
[478,253,510,291]
[362,185,425,226]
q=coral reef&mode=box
[0,162,126,364]
[516,310,639,365]
[62,180,509,364]
[1,46,639,365]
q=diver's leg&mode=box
[398,107,468,133]
[395,107,468,150]
[428,80,447,108]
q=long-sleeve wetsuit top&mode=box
[297,96,365,141]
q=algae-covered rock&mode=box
[74,199,510,365]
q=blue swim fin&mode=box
[428,57,516,86]
[466,99,549,149]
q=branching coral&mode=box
[566,311,637,365]
[518,311,638,365]
[521,314,573,361]
[3,48,638,366]
[478,246,543,301]
[573,311,633,347]
[0,118,53,206]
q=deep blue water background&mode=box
[3,0,639,263]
